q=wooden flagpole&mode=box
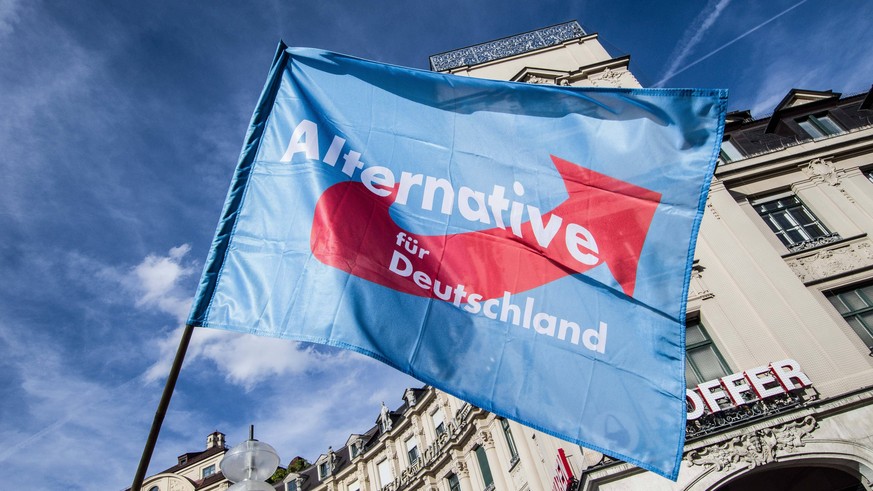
[130,324,195,491]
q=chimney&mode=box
[206,431,226,450]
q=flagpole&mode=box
[130,324,195,491]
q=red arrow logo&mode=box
[310,155,660,301]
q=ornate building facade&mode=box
[139,21,873,491]
[138,431,229,491]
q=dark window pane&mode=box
[685,362,700,388]
[827,283,873,350]
[475,446,493,486]
[686,323,707,345]
[688,346,728,382]
[841,291,869,311]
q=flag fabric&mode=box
[188,44,727,479]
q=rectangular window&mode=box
[827,282,873,353]
[348,480,360,491]
[797,113,844,139]
[318,461,330,480]
[286,482,297,491]
[447,473,461,491]
[405,436,420,465]
[377,459,393,488]
[685,320,731,388]
[474,445,494,488]
[719,139,743,162]
[201,464,215,478]
[500,419,519,462]
[865,169,873,185]
[752,193,832,248]
[432,409,446,436]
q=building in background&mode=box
[138,21,873,491]
[138,431,228,491]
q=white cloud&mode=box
[129,246,334,389]
[245,352,420,463]
[0,0,21,37]
[129,243,195,322]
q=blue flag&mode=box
[188,44,727,479]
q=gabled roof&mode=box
[772,88,840,113]
[764,88,842,134]
[161,445,226,474]
[509,67,571,84]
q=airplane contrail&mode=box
[655,0,810,87]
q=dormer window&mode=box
[797,113,843,139]
[719,139,743,163]
[318,461,330,480]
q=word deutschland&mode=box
[389,232,608,353]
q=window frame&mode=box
[825,282,873,355]
[750,193,833,249]
[431,408,446,436]
[474,445,494,488]
[500,419,519,464]
[377,458,393,488]
[719,138,743,163]
[317,460,330,480]
[405,435,420,465]
[201,464,216,479]
[447,473,461,491]
[685,318,731,388]
[797,113,844,139]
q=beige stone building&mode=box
[138,431,229,491]
[140,21,873,491]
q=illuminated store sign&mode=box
[686,359,812,420]
[552,448,574,491]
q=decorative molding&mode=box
[588,67,625,87]
[685,416,817,471]
[687,261,715,302]
[454,458,469,477]
[523,74,555,85]
[403,388,418,407]
[785,237,873,283]
[686,392,805,440]
[801,157,843,186]
[800,156,861,204]
[479,429,495,448]
[787,233,843,253]
[429,21,586,71]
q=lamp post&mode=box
[221,426,280,491]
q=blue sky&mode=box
[0,0,871,489]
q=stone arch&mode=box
[140,472,196,491]
[685,439,873,490]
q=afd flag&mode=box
[189,45,727,479]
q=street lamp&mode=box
[221,426,280,491]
